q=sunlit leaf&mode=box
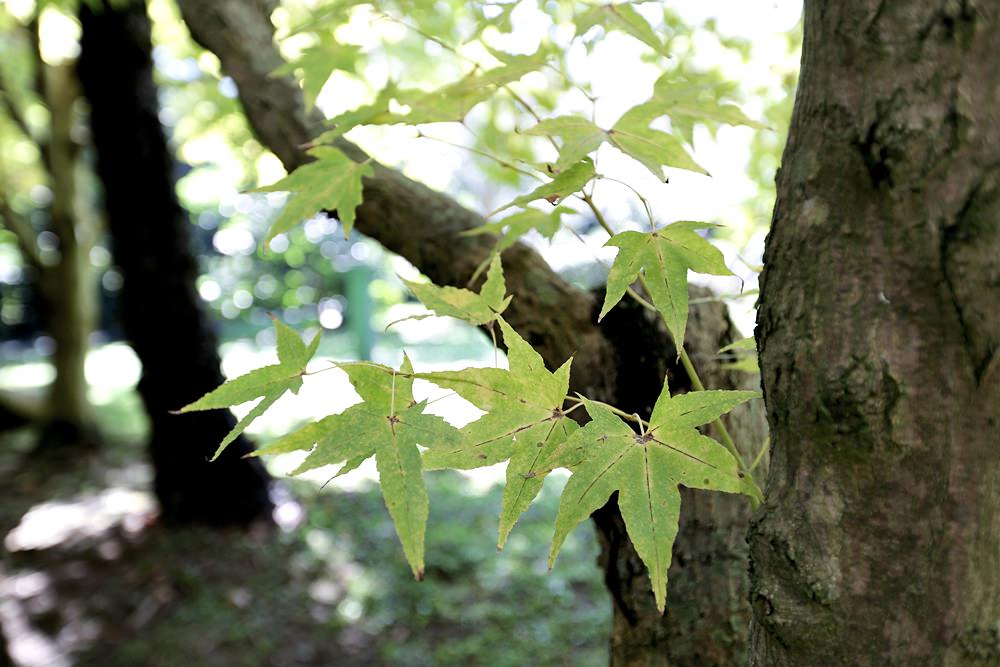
[402,255,511,326]
[273,33,361,110]
[575,3,670,58]
[608,107,707,179]
[177,319,320,460]
[548,383,758,612]
[255,146,372,241]
[601,222,731,348]
[418,317,575,547]
[256,356,466,579]
[491,159,595,215]
[462,207,574,281]
[311,84,397,144]
[523,116,606,169]
[630,74,769,142]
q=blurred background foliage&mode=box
[0,0,801,664]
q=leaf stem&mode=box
[580,191,616,237]
[416,130,543,180]
[600,175,655,229]
[749,436,769,473]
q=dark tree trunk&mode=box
[173,1,766,662]
[77,0,273,525]
[751,1,1000,664]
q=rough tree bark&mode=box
[77,0,273,525]
[175,1,767,663]
[751,1,1000,665]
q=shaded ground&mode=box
[0,411,609,666]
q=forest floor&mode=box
[0,344,610,667]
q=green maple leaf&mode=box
[272,33,361,110]
[176,319,320,461]
[629,74,769,145]
[311,51,543,140]
[312,84,398,145]
[462,207,573,281]
[608,106,707,179]
[311,48,548,141]
[401,255,511,326]
[601,222,732,349]
[549,383,759,613]
[417,317,575,547]
[523,116,607,170]
[253,356,466,580]
[497,416,579,548]
[575,4,671,58]
[524,107,707,180]
[406,52,546,123]
[255,146,372,242]
[491,159,596,215]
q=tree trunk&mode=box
[174,1,766,661]
[750,1,1000,664]
[77,0,273,525]
[37,62,97,447]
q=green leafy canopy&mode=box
[176,318,321,461]
[548,383,759,612]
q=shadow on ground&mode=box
[0,426,609,667]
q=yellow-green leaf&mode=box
[608,107,707,179]
[576,4,670,59]
[491,159,596,215]
[462,207,573,281]
[549,383,758,612]
[524,116,607,169]
[402,255,511,326]
[601,222,731,349]
[418,317,575,545]
[255,146,372,242]
[265,356,466,579]
[176,320,320,460]
[272,33,360,110]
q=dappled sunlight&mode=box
[5,488,155,553]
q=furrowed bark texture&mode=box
[78,0,273,525]
[175,1,766,663]
[751,1,1000,664]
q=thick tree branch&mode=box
[173,0,617,400]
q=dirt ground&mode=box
[0,429,609,667]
